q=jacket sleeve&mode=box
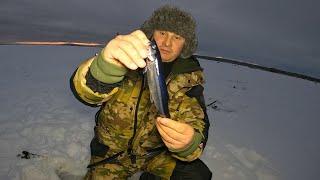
[167,70,210,162]
[72,57,121,105]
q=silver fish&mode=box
[144,40,170,117]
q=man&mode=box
[72,5,211,179]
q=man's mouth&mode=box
[159,48,171,54]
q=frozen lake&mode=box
[0,46,319,179]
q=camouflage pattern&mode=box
[73,57,206,179]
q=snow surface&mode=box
[0,46,319,180]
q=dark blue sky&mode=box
[1,0,319,78]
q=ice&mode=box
[1,46,319,179]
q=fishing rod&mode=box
[0,41,319,83]
[194,55,320,83]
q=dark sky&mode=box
[1,0,319,78]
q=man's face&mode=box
[153,30,186,62]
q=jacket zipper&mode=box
[127,73,145,164]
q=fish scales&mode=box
[144,40,170,118]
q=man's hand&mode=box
[102,30,150,70]
[156,117,195,150]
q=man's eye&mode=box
[175,36,181,40]
[160,32,165,35]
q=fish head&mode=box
[147,40,160,62]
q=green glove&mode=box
[170,132,203,157]
[90,49,128,83]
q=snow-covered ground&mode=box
[0,46,319,180]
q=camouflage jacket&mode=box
[72,56,210,178]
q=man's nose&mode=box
[163,36,172,47]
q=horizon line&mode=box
[0,41,319,83]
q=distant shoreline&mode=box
[1,41,319,83]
